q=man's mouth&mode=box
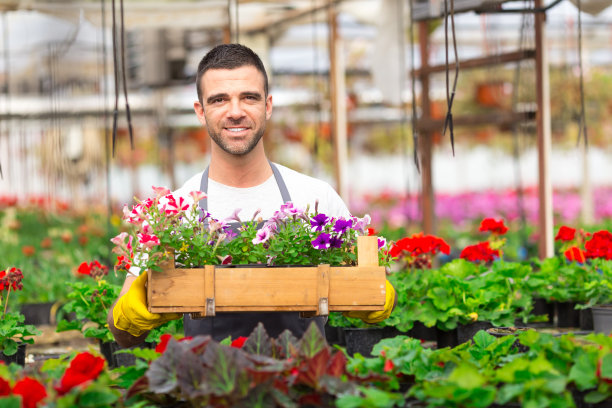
[226,127,248,132]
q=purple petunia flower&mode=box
[329,236,344,248]
[312,233,331,250]
[252,226,272,244]
[333,218,353,234]
[310,213,330,231]
[378,237,386,249]
[352,215,371,234]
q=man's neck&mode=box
[208,147,272,188]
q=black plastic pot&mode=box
[579,308,594,331]
[486,327,530,353]
[21,302,56,325]
[592,304,612,334]
[324,325,346,346]
[532,297,555,325]
[556,302,580,328]
[409,321,437,342]
[0,344,26,366]
[457,321,493,345]
[343,327,398,357]
[99,340,154,369]
[435,327,458,349]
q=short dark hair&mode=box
[196,43,269,104]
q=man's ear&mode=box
[194,101,207,127]
[265,94,273,120]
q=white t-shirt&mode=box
[128,163,350,276]
[174,162,350,221]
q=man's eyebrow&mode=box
[206,93,228,104]
[241,91,263,100]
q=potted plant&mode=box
[56,260,182,368]
[0,266,40,365]
[112,187,392,317]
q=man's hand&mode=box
[343,280,396,324]
[112,271,182,337]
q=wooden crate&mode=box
[147,236,386,316]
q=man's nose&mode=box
[227,99,245,119]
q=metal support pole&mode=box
[534,0,553,258]
[327,2,348,201]
[418,21,434,235]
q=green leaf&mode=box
[569,353,597,390]
[0,396,21,408]
[448,363,486,389]
[600,353,612,380]
[472,330,496,350]
[0,339,17,356]
[298,321,327,359]
[243,323,273,357]
[78,388,119,407]
[146,338,181,393]
[201,342,250,398]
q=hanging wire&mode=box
[576,0,588,147]
[110,0,134,157]
[120,0,134,149]
[111,0,120,157]
[442,0,459,155]
[408,0,420,172]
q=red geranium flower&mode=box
[55,352,106,396]
[564,246,586,263]
[231,336,248,348]
[479,218,508,235]
[21,245,36,257]
[389,233,450,258]
[77,262,91,276]
[155,334,193,353]
[383,359,394,373]
[555,226,576,242]
[0,267,24,291]
[585,230,612,260]
[13,377,47,408]
[460,241,500,263]
[0,377,10,396]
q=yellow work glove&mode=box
[343,280,396,324]
[112,271,182,337]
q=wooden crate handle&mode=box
[357,236,379,267]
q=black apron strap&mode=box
[198,161,291,213]
[186,161,325,341]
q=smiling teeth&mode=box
[228,128,247,132]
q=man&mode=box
[107,44,395,348]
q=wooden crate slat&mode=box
[147,235,386,315]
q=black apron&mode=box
[183,162,326,341]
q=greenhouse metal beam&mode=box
[413,49,535,76]
[416,110,536,132]
[535,0,553,259]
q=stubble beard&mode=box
[207,121,266,156]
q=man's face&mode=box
[194,66,272,156]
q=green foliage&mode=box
[132,322,385,407]
[0,312,40,355]
[56,279,120,342]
